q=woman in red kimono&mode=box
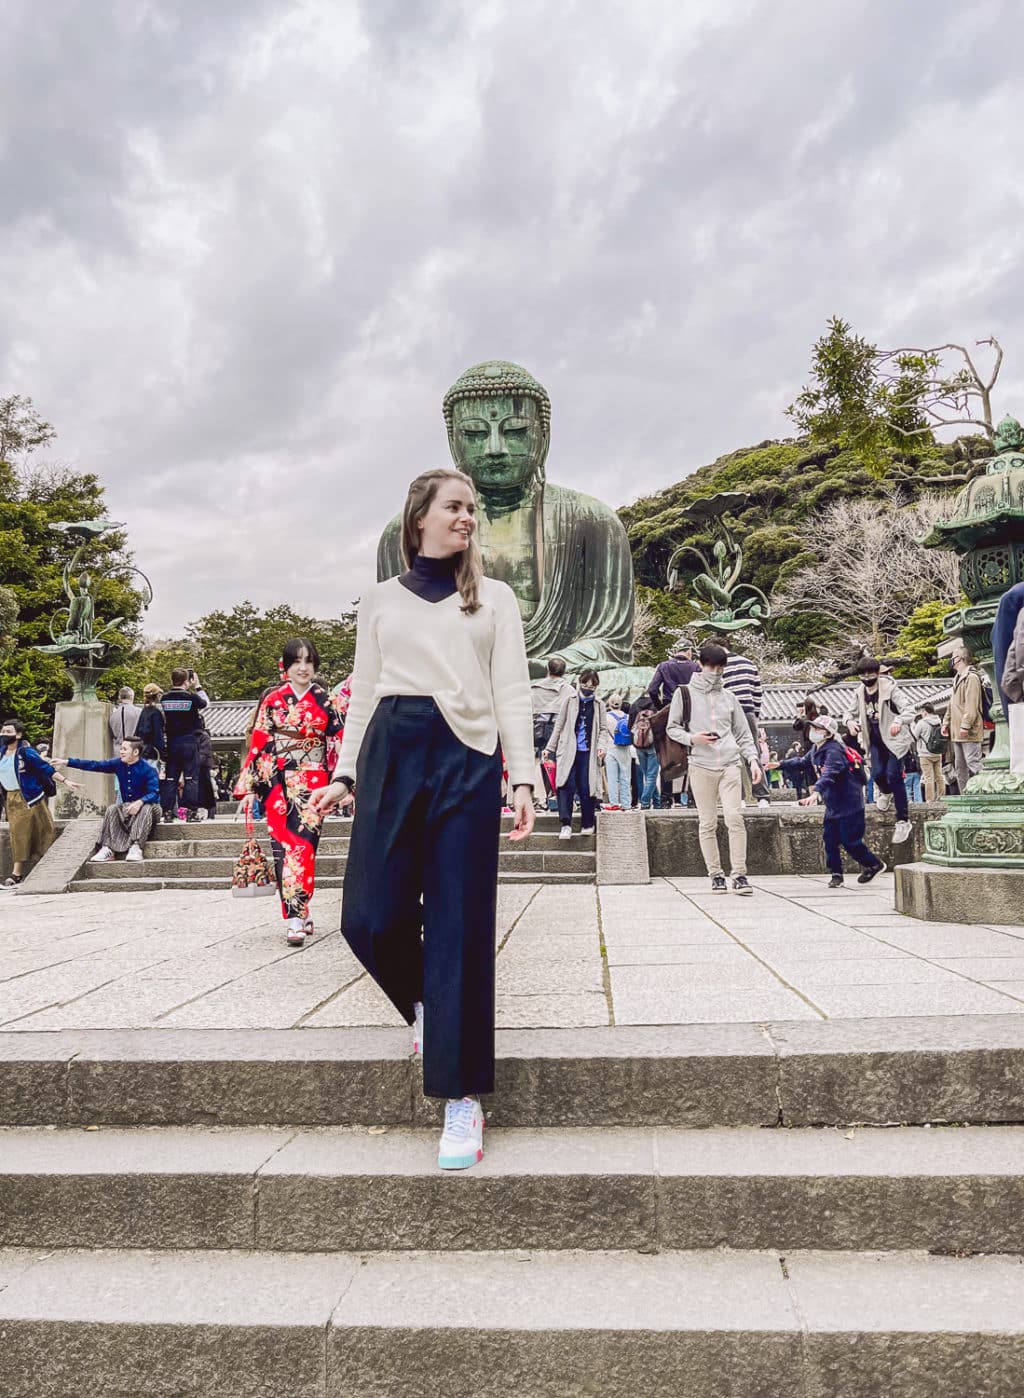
[235,638,346,946]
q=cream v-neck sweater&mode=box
[333,576,535,788]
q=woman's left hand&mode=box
[508,784,535,842]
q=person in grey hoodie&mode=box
[667,640,763,894]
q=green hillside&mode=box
[618,435,974,657]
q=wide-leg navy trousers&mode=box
[340,697,502,1100]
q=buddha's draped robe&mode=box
[377,483,635,674]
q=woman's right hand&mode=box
[308,781,347,816]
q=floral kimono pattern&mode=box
[235,681,344,921]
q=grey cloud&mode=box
[0,0,1021,638]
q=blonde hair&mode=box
[608,692,623,708]
[400,468,483,615]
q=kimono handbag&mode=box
[231,809,277,898]
[651,688,691,782]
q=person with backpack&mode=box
[911,703,946,802]
[0,718,79,887]
[603,692,633,808]
[629,693,660,809]
[666,641,763,894]
[135,684,166,762]
[799,714,884,888]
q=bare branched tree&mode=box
[632,593,660,658]
[771,493,962,656]
[720,629,826,686]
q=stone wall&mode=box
[644,806,943,877]
[0,820,66,882]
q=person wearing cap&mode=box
[799,715,884,888]
[844,656,913,845]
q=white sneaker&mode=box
[126,843,144,862]
[876,792,892,813]
[757,799,771,808]
[90,846,114,863]
[559,825,572,840]
[285,917,306,947]
[892,819,913,845]
[412,1000,424,1058]
[581,826,595,835]
[438,1095,484,1170]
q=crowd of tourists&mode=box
[0,672,233,886]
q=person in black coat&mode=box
[135,684,166,762]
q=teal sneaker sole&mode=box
[438,1147,484,1170]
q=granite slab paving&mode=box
[0,877,1022,1032]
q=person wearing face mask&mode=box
[309,468,535,1175]
[799,715,883,888]
[0,719,79,887]
[844,657,914,845]
[666,641,763,895]
[236,638,347,946]
[544,670,607,838]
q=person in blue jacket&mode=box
[55,737,161,863]
[993,582,1024,712]
[799,714,884,889]
[0,718,80,887]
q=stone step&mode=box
[73,851,595,880]
[69,869,595,893]
[146,831,595,855]
[0,1245,1019,1396]
[0,1123,1020,1255]
[3,1021,1022,1129]
[196,812,570,837]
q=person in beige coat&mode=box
[942,646,986,793]
[544,671,607,838]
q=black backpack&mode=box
[924,722,946,755]
[533,712,556,749]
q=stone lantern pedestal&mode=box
[895,418,1024,924]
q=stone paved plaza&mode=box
[2,874,1023,1033]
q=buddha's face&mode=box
[449,395,548,493]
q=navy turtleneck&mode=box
[399,552,459,603]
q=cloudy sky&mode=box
[2,0,1022,636]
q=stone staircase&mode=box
[69,812,596,890]
[0,1018,1022,1394]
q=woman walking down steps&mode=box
[311,468,535,1172]
[235,639,348,946]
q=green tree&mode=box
[632,585,698,668]
[183,601,357,698]
[0,395,55,467]
[895,599,961,677]
[0,586,17,658]
[787,316,1004,476]
[0,397,149,729]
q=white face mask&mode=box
[809,728,827,744]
